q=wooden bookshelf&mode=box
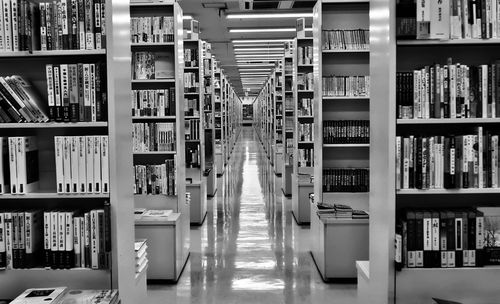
[312,0,370,281]
[0,0,139,302]
[130,0,189,283]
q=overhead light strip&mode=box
[226,12,313,19]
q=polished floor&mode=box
[146,127,358,304]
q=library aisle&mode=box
[146,127,357,304]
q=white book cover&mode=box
[100,136,109,193]
[431,217,440,251]
[70,137,79,193]
[54,136,64,193]
[93,136,101,193]
[476,214,484,249]
[0,213,5,269]
[396,136,401,190]
[10,0,17,51]
[85,136,94,193]
[423,217,432,251]
[403,137,410,189]
[62,137,72,193]
[73,217,81,267]
[39,3,46,51]
[15,136,37,194]
[57,212,65,259]
[447,251,455,267]
[3,0,12,51]
[83,64,91,120]
[79,217,85,267]
[4,212,12,269]
[78,136,86,193]
[90,210,98,269]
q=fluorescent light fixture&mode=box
[232,39,293,43]
[227,12,312,19]
[183,15,193,20]
[230,28,295,33]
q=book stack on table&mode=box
[317,202,368,220]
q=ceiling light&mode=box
[230,28,295,33]
[226,12,313,19]
[183,15,193,20]
[232,39,293,43]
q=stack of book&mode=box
[11,287,119,304]
[317,202,369,220]
[0,204,111,270]
[396,58,500,120]
[134,239,148,277]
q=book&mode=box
[10,287,67,304]
[58,289,119,304]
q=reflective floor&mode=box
[146,127,357,304]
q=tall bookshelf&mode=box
[213,62,224,177]
[282,50,294,197]
[130,0,189,282]
[183,38,207,225]
[274,61,284,176]
[311,0,370,280]
[0,0,140,302]
[202,44,217,197]
[292,36,314,225]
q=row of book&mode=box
[275,103,282,116]
[204,112,213,129]
[1,0,107,52]
[0,206,111,270]
[184,47,199,68]
[185,118,200,140]
[285,60,293,74]
[322,29,369,51]
[395,207,500,269]
[132,51,174,80]
[131,89,176,117]
[133,160,177,195]
[316,202,369,219]
[322,75,370,97]
[184,72,199,93]
[297,46,313,65]
[132,122,176,152]
[11,287,119,304]
[55,136,109,194]
[396,129,500,190]
[203,94,212,110]
[184,98,199,117]
[323,120,370,144]
[186,144,200,168]
[297,73,313,91]
[203,58,212,76]
[285,116,293,131]
[322,168,369,192]
[397,59,500,120]
[130,16,174,44]
[285,96,293,110]
[396,0,500,40]
[298,122,314,142]
[298,148,314,167]
[298,98,313,116]
[203,77,212,95]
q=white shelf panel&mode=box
[397,38,500,45]
[0,192,110,199]
[131,42,174,47]
[0,49,106,57]
[133,151,177,155]
[184,92,200,96]
[0,122,107,128]
[397,188,500,195]
[323,0,368,3]
[185,116,201,119]
[323,144,369,148]
[131,79,175,84]
[184,66,199,70]
[298,141,314,145]
[298,64,314,67]
[323,96,369,100]
[130,1,175,7]
[323,49,369,53]
[132,116,176,120]
[297,116,314,119]
[397,118,500,124]
[298,90,314,93]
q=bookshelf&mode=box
[183,38,207,225]
[311,0,370,280]
[202,44,217,197]
[292,36,314,225]
[130,0,189,282]
[282,50,294,197]
[214,62,224,177]
[0,0,140,302]
[274,60,284,176]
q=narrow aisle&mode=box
[147,127,357,304]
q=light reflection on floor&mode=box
[146,127,358,304]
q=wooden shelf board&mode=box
[0,49,106,57]
[397,38,500,45]
[397,118,500,124]
[298,64,314,67]
[397,188,500,194]
[323,144,370,148]
[0,122,107,128]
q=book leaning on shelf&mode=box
[54,136,109,194]
[396,128,499,190]
[0,0,107,52]
[397,58,500,120]
[396,0,500,40]
[0,204,111,270]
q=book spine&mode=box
[43,211,50,268]
[0,213,5,269]
[64,211,73,268]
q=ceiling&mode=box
[179,0,315,98]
